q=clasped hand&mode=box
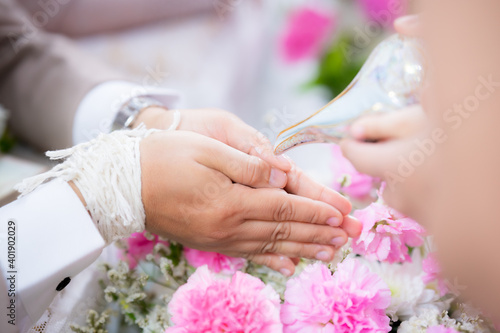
[136,107,361,276]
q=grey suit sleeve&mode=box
[16,0,213,37]
[0,0,125,150]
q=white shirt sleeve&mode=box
[0,179,105,333]
[72,80,181,145]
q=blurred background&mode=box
[1,0,410,201]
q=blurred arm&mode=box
[411,0,500,320]
[0,0,125,150]
[72,81,179,144]
[17,0,214,37]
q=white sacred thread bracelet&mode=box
[15,121,179,244]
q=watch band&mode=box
[112,96,164,131]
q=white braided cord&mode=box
[15,125,161,244]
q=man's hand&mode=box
[136,106,359,236]
[140,131,355,276]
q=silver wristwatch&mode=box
[112,96,164,131]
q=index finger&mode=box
[285,163,352,216]
[349,105,426,141]
[234,185,345,227]
[394,14,422,37]
[339,138,410,178]
[198,136,288,189]
[224,119,292,172]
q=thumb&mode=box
[224,121,292,172]
[200,138,288,189]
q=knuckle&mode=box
[274,200,294,222]
[207,229,229,242]
[317,185,327,202]
[263,256,275,268]
[292,243,308,258]
[308,207,321,224]
[308,230,324,244]
[205,223,232,242]
[245,156,263,185]
[258,255,273,268]
[248,254,273,268]
[255,131,272,148]
[272,222,292,242]
[259,240,279,254]
[215,202,235,220]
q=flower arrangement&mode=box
[70,147,497,333]
[70,2,498,333]
[71,171,496,332]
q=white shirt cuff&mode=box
[0,179,105,331]
[72,80,180,144]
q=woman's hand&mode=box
[135,107,291,172]
[340,105,427,177]
[394,14,422,37]
[338,14,429,213]
[140,130,359,276]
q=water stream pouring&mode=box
[274,34,426,155]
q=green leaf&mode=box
[312,34,367,99]
[167,242,184,266]
[0,128,16,153]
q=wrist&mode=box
[133,106,182,130]
[113,96,166,131]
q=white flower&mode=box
[398,308,442,332]
[360,252,450,321]
[397,306,492,333]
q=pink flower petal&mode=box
[280,6,336,63]
[352,193,426,264]
[281,259,391,332]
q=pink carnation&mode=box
[357,0,408,27]
[184,247,246,274]
[427,325,459,333]
[352,202,425,263]
[422,253,448,297]
[119,231,169,269]
[281,259,391,332]
[166,266,282,333]
[331,145,376,199]
[280,6,336,63]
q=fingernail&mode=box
[276,154,292,168]
[269,168,287,187]
[350,124,364,139]
[282,154,293,163]
[316,251,331,261]
[326,217,341,227]
[254,145,264,155]
[331,237,346,247]
[279,268,292,277]
[395,14,419,27]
